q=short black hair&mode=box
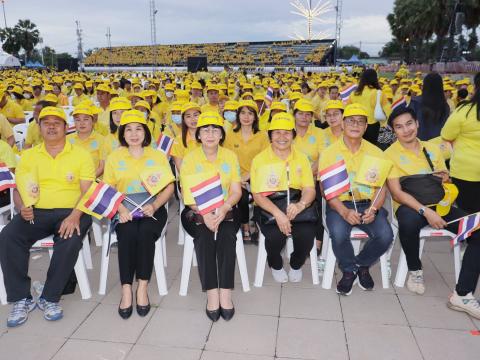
[387,106,417,128]
[195,125,226,145]
[118,123,152,147]
[267,129,297,142]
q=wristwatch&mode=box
[418,207,426,216]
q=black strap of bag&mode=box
[422,147,435,172]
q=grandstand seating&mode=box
[84,40,335,67]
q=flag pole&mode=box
[446,212,480,225]
[350,185,358,213]
[127,194,158,221]
[286,163,292,238]
[214,208,218,241]
[367,184,384,215]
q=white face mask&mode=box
[24,93,32,99]
[10,94,16,100]
[171,114,182,125]
[223,111,237,123]
[144,112,149,120]
[165,91,174,98]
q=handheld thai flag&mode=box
[156,134,174,156]
[81,182,125,219]
[391,96,407,111]
[319,160,351,200]
[264,87,274,107]
[190,174,224,215]
[0,163,15,191]
[339,84,358,103]
[451,213,480,247]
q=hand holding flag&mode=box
[156,134,174,156]
[319,160,350,200]
[77,181,125,220]
[450,213,480,247]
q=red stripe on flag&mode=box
[318,160,346,177]
[84,182,105,208]
[190,174,221,193]
[324,183,351,200]
[106,194,125,219]
[198,201,225,216]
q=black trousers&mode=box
[238,188,250,224]
[363,122,380,146]
[452,177,480,214]
[396,205,480,295]
[115,206,167,285]
[181,207,240,291]
[0,209,92,303]
[258,221,316,271]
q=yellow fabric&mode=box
[251,145,314,193]
[223,129,269,177]
[355,155,393,187]
[428,136,452,161]
[0,115,14,142]
[21,98,35,111]
[293,125,325,165]
[0,100,24,123]
[180,146,241,206]
[200,103,220,114]
[259,110,271,131]
[320,127,342,151]
[250,162,288,193]
[171,132,199,159]
[67,131,105,169]
[139,165,175,195]
[162,123,181,139]
[349,87,390,125]
[94,120,109,136]
[318,138,386,201]
[0,139,16,168]
[72,94,90,106]
[101,132,120,157]
[16,142,95,209]
[103,146,173,194]
[441,104,480,181]
[25,121,42,147]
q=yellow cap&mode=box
[206,84,219,92]
[44,84,54,91]
[344,103,368,118]
[43,93,59,104]
[197,111,224,127]
[11,86,23,95]
[39,106,67,122]
[181,101,201,114]
[268,112,295,131]
[241,92,254,100]
[72,104,94,117]
[270,101,287,112]
[134,100,151,112]
[191,81,203,90]
[164,83,175,91]
[120,109,147,126]
[73,83,83,90]
[96,84,111,93]
[109,97,132,112]
[237,99,258,113]
[223,100,239,111]
[436,183,459,216]
[325,100,344,111]
[443,84,455,92]
[294,99,314,112]
[253,93,265,101]
[289,92,302,100]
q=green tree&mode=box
[42,46,56,67]
[338,46,369,60]
[14,19,41,61]
[0,27,21,56]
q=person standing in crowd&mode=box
[322,100,344,149]
[0,88,25,125]
[102,97,132,157]
[251,113,316,283]
[0,106,95,327]
[103,109,174,319]
[386,106,480,318]
[441,72,480,214]
[319,104,393,296]
[171,102,201,171]
[223,99,269,243]
[180,112,242,322]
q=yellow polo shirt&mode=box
[0,139,16,168]
[72,94,90,106]
[223,129,269,177]
[0,115,13,142]
[0,100,24,124]
[321,127,342,151]
[349,87,390,125]
[201,103,220,114]
[16,142,95,209]
[318,137,386,201]
[25,121,42,147]
[67,131,105,169]
[21,99,35,111]
[251,145,314,193]
[101,132,120,157]
[171,132,199,160]
[293,125,325,165]
[441,104,480,181]
[180,146,241,206]
[259,110,271,131]
[103,146,173,194]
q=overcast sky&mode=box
[3,0,395,56]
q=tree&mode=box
[0,27,21,56]
[42,46,56,67]
[338,46,370,60]
[14,19,41,61]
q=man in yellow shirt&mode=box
[24,100,56,149]
[201,84,220,113]
[318,104,393,296]
[0,106,95,327]
[0,89,25,125]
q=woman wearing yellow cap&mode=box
[180,111,242,322]
[322,100,344,149]
[103,109,174,320]
[134,100,161,141]
[171,102,201,171]
[224,100,269,243]
[259,101,287,131]
[162,101,184,139]
[101,97,132,157]
[251,113,317,283]
[71,83,89,106]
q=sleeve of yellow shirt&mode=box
[440,110,461,141]
[0,140,16,168]
[179,152,196,205]
[297,153,315,188]
[78,148,96,181]
[102,153,117,187]
[0,116,13,140]
[170,135,185,158]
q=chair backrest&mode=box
[12,124,28,150]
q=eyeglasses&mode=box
[344,118,367,127]
[199,127,222,135]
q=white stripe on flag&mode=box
[324,178,350,196]
[101,191,123,217]
[87,184,109,212]
[319,164,346,182]
[198,195,224,211]
[191,179,222,198]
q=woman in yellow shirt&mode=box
[223,100,269,242]
[441,73,480,214]
[101,97,131,157]
[71,84,89,106]
[180,111,242,322]
[322,100,344,149]
[133,100,161,142]
[171,102,201,171]
[103,109,174,320]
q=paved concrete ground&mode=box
[1,200,479,360]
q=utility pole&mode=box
[106,27,112,67]
[150,0,158,71]
[334,0,343,66]
[76,20,84,71]
[1,0,7,29]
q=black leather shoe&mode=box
[206,307,221,322]
[118,291,133,319]
[136,294,151,317]
[220,305,235,321]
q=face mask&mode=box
[171,114,182,125]
[65,82,72,87]
[223,111,237,123]
[24,93,31,99]
[144,112,149,120]
[165,91,173,98]
[11,94,16,100]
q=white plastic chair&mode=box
[394,227,460,287]
[90,218,105,247]
[0,188,15,226]
[179,230,250,296]
[12,123,28,150]
[254,230,319,287]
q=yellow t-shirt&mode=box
[201,103,220,114]
[67,131,105,169]
[223,129,269,177]
[318,137,387,201]
[101,132,120,157]
[0,100,24,124]
[171,132,199,160]
[293,125,325,165]
[16,142,95,209]
[0,139,16,168]
[441,104,480,181]
[21,99,35,111]
[72,94,90,106]
[25,121,42,147]
[259,110,271,131]
[180,146,241,206]
[251,145,314,193]
[321,127,342,151]
[103,146,173,194]
[349,87,391,125]
[0,115,14,142]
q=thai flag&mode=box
[339,84,358,103]
[190,174,224,215]
[319,160,351,200]
[451,213,480,246]
[156,134,174,156]
[265,87,274,107]
[391,96,407,111]
[0,163,15,192]
[83,182,125,219]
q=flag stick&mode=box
[214,208,218,241]
[350,185,358,213]
[286,163,292,237]
[126,194,158,221]
[446,212,480,225]
[367,184,384,215]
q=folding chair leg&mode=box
[453,243,461,283]
[394,249,408,287]
[98,233,111,295]
[162,233,167,267]
[74,251,92,300]
[91,219,104,247]
[379,254,390,289]
[82,236,93,270]
[154,236,168,296]
[309,241,319,285]
[321,235,336,289]
[0,265,7,305]
[179,234,195,296]
[235,231,250,292]
[192,250,198,267]
[254,232,267,287]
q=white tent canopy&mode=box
[0,50,21,67]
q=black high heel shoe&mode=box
[206,302,221,322]
[136,292,151,317]
[118,291,133,320]
[220,303,235,321]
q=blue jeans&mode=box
[325,201,394,273]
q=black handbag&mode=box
[255,188,319,225]
[399,147,445,206]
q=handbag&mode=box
[255,188,319,225]
[399,148,445,205]
[374,90,387,122]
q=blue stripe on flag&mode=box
[91,187,118,215]
[322,169,349,190]
[194,185,223,207]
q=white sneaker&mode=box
[272,268,288,283]
[447,291,480,319]
[406,270,425,295]
[288,268,303,283]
